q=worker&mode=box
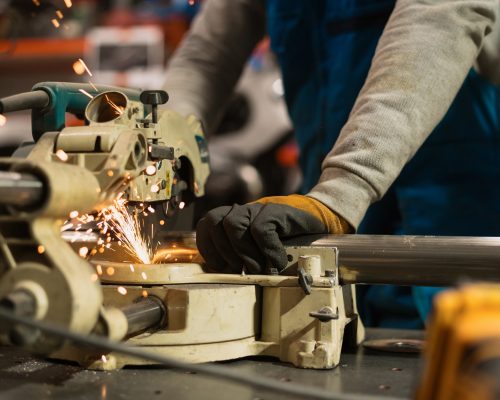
[164,0,500,328]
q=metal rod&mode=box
[121,297,166,336]
[0,171,44,208]
[286,235,500,286]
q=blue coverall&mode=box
[266,0,500,328]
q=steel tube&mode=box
[0,171,44,208]
[286,235,500,286]
[121,297,166,336]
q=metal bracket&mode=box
[283,246,339,287]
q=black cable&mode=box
[0,308,397,400]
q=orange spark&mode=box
[79,247,89,257]
[72,61,86,75]
[79,88,93,99]
[104,94,124,116]
[51,19,60,28]
[145,165,156,175]
[117,286,127,295]
[89,81,98,92]
[98,195,152,264]
[76,58,93,76]
[55,149,68,161]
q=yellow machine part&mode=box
[416,284,500,400]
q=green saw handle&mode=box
[0,82,142,141]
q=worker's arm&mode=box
[308,0,499,229]
[163,0,266,135]
[197,0,498,274]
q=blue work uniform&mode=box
[265,0,500,328]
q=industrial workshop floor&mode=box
[0,329,423,400]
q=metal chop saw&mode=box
[1,83,500,372]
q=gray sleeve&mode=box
[308,0,498,229]
[475,2,500,83]
[163,0,266,135]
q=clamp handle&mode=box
[140,90,169,124]
[298,268,313,295]
[309,307,339,323]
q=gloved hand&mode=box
[196,194,353,274]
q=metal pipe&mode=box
[286,235,500,286]
[121,297,166,336]
[0,171,44,208]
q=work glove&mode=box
[196,194,353,274]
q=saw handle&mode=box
[0,82,142,141]
[31,82,142,141]
[0,91,50,114]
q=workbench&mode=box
[0,328,423,400]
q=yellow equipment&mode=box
[416,284,500,400]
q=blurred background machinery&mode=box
[0,0,299,226]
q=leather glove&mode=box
[196,194,353,274]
